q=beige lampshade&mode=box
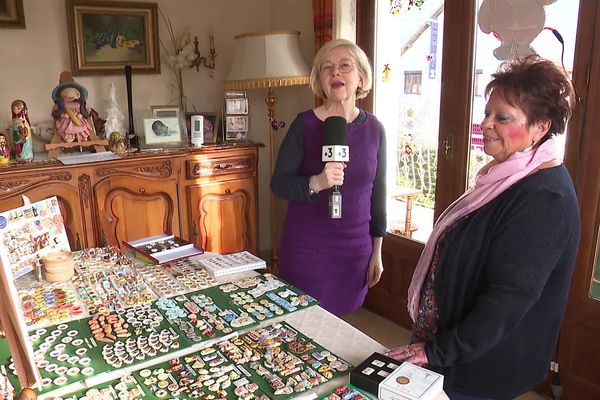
[223,30,310,90]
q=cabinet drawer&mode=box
[186,155,255,179]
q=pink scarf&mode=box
[407,138,559,321]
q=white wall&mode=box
[0,0,315,256]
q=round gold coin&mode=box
[396,376,411,385]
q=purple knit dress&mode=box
[279,110,382,316]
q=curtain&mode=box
[313,0,333,51]
[313,0,333,106]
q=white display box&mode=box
[198,251,266,277]
[379,362,444,400]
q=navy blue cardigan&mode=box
[425,165,580,399]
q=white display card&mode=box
[0,196,71,279]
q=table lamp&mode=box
[223,30,310,273]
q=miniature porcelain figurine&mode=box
[0,133,10,165]
[11,99,33,162]
[51,73,93,143]
[108,131,126,155]
[478,0,558,60]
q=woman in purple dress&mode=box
[271,39,386,316]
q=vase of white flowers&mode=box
[160,13,197,114]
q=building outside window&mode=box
[404,71,422,94]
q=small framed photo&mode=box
[225,115,248,132]
[185,112,220,144]
[151,105,181,119]
[225,97,249,115]
[225,115,249,141]
[141,117,187,149]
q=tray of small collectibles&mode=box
[3,272,321,397]
[125,320,352,400]
[317,383,375,400]
[16,246,219,330]
[12,321,352,400]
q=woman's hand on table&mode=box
[386,342,428,366]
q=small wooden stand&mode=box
[45,117,108,159]
[391,186,423,238]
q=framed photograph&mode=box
[225,97,249,115]
[151,105,181,119]
[225,115,249,132]
[225,116,249,141]
[141,117,187,149]
[186,112,220,144]
[0,0,25,28]
[66,0,160,75]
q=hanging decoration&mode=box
[390,0,426,15]
[382,64,391,82]
[478,0,558,60]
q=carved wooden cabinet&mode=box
[0,144,260,254]
[181,146,259,255]
[93,159,180,248]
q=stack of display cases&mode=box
[224,91,250,142]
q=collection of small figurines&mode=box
[1,71,128,165]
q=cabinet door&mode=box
[187,177,257,254]
[0,171,89,250]
[93,164,180,248]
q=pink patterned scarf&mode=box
[407,138,559,321]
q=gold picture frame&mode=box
[0,0,25,28]
[66,0,160,75]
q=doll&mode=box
[51,76,93,143]
[0,133,10,165]
[11,99,33,162]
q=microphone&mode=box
[322,116,349,219]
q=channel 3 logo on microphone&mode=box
[322,145,349,162]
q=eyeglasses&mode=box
[320,59,355,74]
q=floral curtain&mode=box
[313,0,333,106]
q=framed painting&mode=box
[0,0,25,28]
[186,112,220,144]
[66,0,160,75]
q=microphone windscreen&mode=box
[323,116,348,145]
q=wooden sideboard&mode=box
[0,144,260,254]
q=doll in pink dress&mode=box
[51,80,92,143]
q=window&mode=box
[404,71,422,94]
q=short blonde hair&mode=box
[309,39,372,100]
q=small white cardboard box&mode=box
[378,362,444,400]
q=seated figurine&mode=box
[51,73,93,143]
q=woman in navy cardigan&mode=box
[388,55,580,400]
